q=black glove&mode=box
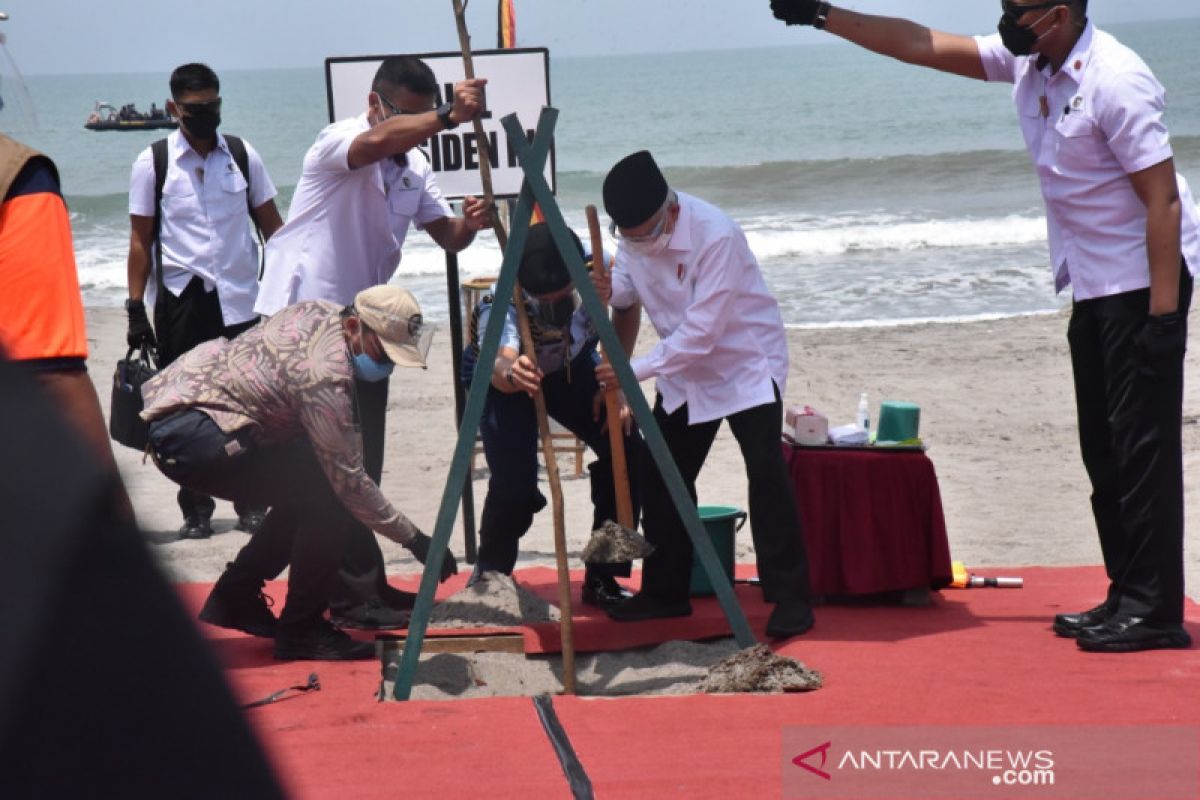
[771,0,823,26]
[1135,311,1187,374]
[125,299,157,349]
[404,531,458,582]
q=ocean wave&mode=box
[745,213,1048,259]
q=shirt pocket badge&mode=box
[387,184,421,219]
[1052,108,1102,170]
[214,167,249,218]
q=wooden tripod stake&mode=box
[585,205,635,529]
[453,0,577,695]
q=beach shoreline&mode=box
[84,305,1200,601]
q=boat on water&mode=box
[85,101,178,132]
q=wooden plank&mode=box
[379,632,526,655]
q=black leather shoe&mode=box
[466,562,509,588]
[198,563,277,638]
[1076,615,1192,653]
[766,601,815,639]
[581,574,634,609]
[1053,602,1114,638]
[274,619,375,661]
[380,584,418,611]
[236,511,268,535]
[329,600,410,631]
[179,515,213,540]
[606,592,692,622]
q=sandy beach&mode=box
[83,303,1200,698]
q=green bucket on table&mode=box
[689,505,747,596]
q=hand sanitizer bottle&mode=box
[856,392,870,433]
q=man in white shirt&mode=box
[255,56,490,630]
[769,0,1199,652]
[594,150,815,640]
[126,62,284,540]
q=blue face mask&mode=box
[353,352,394,382]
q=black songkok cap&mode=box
[603,150,668,230]
[518,222,584,295]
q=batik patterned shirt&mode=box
[140,300,416,543]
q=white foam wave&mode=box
[785,305,1066,331]
[744,213,1048,259]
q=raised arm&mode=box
[347,78,485,170]
[770,1,987,81]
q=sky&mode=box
[3,0,1200,76]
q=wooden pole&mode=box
[452,0,576,695]
[585,205,634,529]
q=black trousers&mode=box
[474,349,640,577]
[639,388,812,604]
[149,410,353,627]
[154,276,261,523]
[1067,265,1192,624]
[327,376,392,610]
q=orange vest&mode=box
[0,134,89,364]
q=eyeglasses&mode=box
[609,202,672,243]
[177,98,221,115]
[378,93,429,118]
[1000,1,1066,17]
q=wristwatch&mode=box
[125,298,144,311]
[436,102,459,130]
[814,1,832,29]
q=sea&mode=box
[3,17,1199,329]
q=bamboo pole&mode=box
[585,205,634,529]
[452,0,576,695]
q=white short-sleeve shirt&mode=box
[255,113,453,315]
[128,130,277,325]
[610,192,789,425]
[975,24,1200,299]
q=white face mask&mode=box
[624,227,672,257]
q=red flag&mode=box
[498,0,516,48]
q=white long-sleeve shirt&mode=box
[610,191,788,424]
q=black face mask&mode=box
[532,293,578,329]
[183,107,221,140]
[998,7,1055,57]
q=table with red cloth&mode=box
[782,442,953,597]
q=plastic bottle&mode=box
[856,392,870,432]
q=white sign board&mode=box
[325,48,553,200]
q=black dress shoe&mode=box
[581,574,634,609]
[329,600,410,631]
[198,562,277,638]
[1076,615,1192,653]
[766,602,815,639]
[179,516,213,540]
[606,592,692,622]
[1053,602,1114,638]
[380,584,418,611]
[274,619,375,661]
[236,510,268,535]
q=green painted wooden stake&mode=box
[390,109,755,701]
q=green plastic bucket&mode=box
[689,505,747,596]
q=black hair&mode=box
[372,56,438,100]
[169,63,219,99]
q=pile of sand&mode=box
[699,644,823,694]
[427,570,559,629]
[581,520,654,563]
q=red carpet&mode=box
[175,566,1200,799]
